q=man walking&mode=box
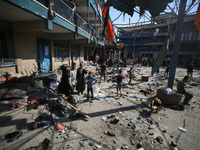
[100,61,107,83]
[187,61,194,82]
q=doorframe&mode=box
[37,38,52,72]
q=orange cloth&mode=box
[107,20,114,44]
[103,0,114,45]
[195,3,200,31]
[28,98,40,105]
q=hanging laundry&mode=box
[48,0,56,20]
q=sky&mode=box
[109,0,199,28]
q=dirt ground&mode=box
[1,65,200,150]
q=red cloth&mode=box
[28,98,40,105]
[107,20,114,44]
[103,0,114,45]
[56,124,63,130]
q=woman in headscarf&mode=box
[76,63,87,95]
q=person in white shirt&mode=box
[69,63,76,94]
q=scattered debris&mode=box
[4,131,22,143]
[178,127,187,132]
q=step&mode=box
[0,104,46,137]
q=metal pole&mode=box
[167,0,187,88]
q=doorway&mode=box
[37,39,51,72]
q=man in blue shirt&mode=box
[85,71,97,100]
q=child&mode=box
[128,67,133,84]
[116,70,125,97]
[85,71,97,100]
[151,97,162,113]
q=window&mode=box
[0,25,16,67]
[54,41,69,62]
[71,44,80,60]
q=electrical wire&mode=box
[112,12,123,22]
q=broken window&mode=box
[0,25,16,67]
[54,41,69,62]
[71,44,80,60]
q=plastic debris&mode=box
[56,124,63,130]
[178,127,187,132]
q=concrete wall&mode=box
[13,30,50,75]
[0,66,16,73]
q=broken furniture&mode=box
[156,87,182,105]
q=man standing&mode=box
[100,61,107,83]
[187,61,194,82]
[69,63,76,94]
[128,67,133,84]
[76,63,87,95]
[177,76,193,105]
[116,70,125,97]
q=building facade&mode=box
[116,14,200,66]
[0,0,105,74]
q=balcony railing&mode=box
[35,0,102,41]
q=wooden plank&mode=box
[47,88,91,119]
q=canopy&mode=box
[109,0,173,17]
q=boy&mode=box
[85,71,97,100]
[151,97,162,113]
[116,70,125,97]
[69,63,76,94]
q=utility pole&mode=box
[167,0,187,88]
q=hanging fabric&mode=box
[102,0,114,45]
[74,12,78,37]
[102,0,110,37]
[107,20,115,44]
[48,0,56,20]
[194,3,200,31]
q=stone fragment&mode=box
[108,130,116,136]
[101,116,106,121]
[67,131,75,138]
[149,125,156,129]
[79,140,88,147]
[131,140,135,145]
[162,129,167,133]
[89,142,94,146]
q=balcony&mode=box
[34,0,104,43]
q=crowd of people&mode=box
[57,55,196,114]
